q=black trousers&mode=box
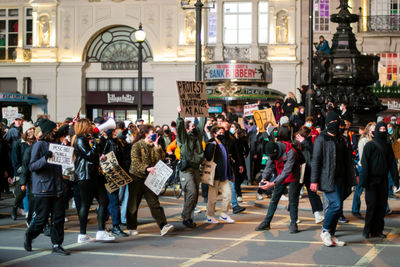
[77,179,109,234]
[26,196,65,245]
[13,181,34,222]
[364,180,388,236]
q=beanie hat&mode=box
[280,116,289,126]
[22,121,34,133]
[39,119,57,136]
[325,111,339,125]
[376,116,384,123]
[266,125,277,137]
[264,141,278,157]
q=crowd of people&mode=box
[0,93,399,255]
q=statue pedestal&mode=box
[30,47,58,62]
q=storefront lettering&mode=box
[204,62,267,81]
[107,93,135,104]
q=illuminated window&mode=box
[223,2,252,44]
[378,53,400,86]
[207,4,217,44]
[0,8,19,60]
[258,1,269,44]
[25,8,32,47]
[314,0,330,32]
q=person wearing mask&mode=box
[304,116,319,143]
[361,121,399,239]
[310,111,355,247]
[158,124,175,153]
[244,117,258,184]
[24,119,69,255]
[272,100,284,123]
[255,136,302,234]
[127,124,174,236]
[352,122,375,219]
[204,126,235,223]
[73,119,114,243]
[176,107,207,228]
[5,114,23,188]
[290,106,305,133]
[339,103,351,122]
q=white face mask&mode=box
[305,122,312,128]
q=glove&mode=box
[45,151,53,159]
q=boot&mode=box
[111,225,128,237]
[255,221,270,231]
[289,222,299,234]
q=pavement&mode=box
[0,185,400,267]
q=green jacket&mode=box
[176,114,206,169]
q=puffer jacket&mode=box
[73,134,99,181]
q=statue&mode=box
[38,15,50,47]
[276,10,288,44]
[185,11,196,45]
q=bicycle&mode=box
[160,155,183,199]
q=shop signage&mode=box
[208,106,222,113]
[204,62,272,82]
[101,61,139,70]
[381,98,400,111]
[107,93,135,104]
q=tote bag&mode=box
[200,144,217,186]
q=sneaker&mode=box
[128,230,139,236]
[331,236,346,247]
[320,231,333,247]
[64,217,69,222]
[111,225,128,237]
[206,216,219,224]
[338,216,349,224]
[255,222,270,231]
[96,230,115,241]
[52,245,70,256]
[160,224,174,236]
[314,211,325,224]
[18,208,27,216]
[219,213,235,223]
[194,208,201,214]
[296,219,301,224]
[280,195,288,201]
[394,186,400,194]
[256,193,263,200]
[232,206,246,214]
[237,196,243,202]
[77,234,94,244]
[182,219,196,228]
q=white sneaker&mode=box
[71,199,76,209]
[194,208,201,214]
[128,230,139,236]
[314,211,325,224]
[320,231,333,247]
[77,234,95,244]
[219,213,235,223]
[237,196,243,202]
[331,236,346,247]
[160,224,174,236]
[296,219,301,224]
[206,216,219,224]
[394,186,400,194]
[18,208,27,216]
[256,193,263,200]
[65,217,69,222]
[96,230,116,241]
[280,195,288,201]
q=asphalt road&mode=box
[0,186,399,267]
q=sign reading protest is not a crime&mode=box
[145,160,173,195]
[177,81,209,118]
[100,151,133,193]
[47,144,74,168]
[252,108,277,132]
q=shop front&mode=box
[0,92,47,123]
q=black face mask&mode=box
[327,121,339,134]
[216,134,225,142]
[249,122,254,126]
[377,131,387,141]
[207,125,212,131]
[269,152,278,160]
[164,129,170,135]
[191,128,197,135]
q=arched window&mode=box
[85,26,152,69]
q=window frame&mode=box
[258,1,269,44]
[0,7,19,61]
[313,0,330,33]
[24,7,32,48]
[223,1,252,45]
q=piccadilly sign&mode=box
[203,62,272,83]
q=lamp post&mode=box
[135,23,146,120]
[306,0,315,117]
[181,0,215,81]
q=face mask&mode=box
[249,122,254,126]
[191,128,197,135]
[269,152,278,160]
[128,130,132,135]
[388,128,393,135]
[216,134,224,142]
[273,131,278,137]
[164,129,170,135]
[305,122,312,128]
[377,131,387,140]
[339,106,343,111]
[150,133,157,142]
[207,125,212,131]
[300,111,304,115]
[230,128,236,135]
[327,121,339,134]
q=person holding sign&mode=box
[72,119,115,243]
[25,119,69,255]
[127,124,174,236]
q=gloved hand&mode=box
[45,151,53,159]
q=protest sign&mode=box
[177,81,209,118]
[243,104,259,117]
[2,106,18,125]
[145,160,173,195]
[252,108,277,132]
[47,144,74,168]
[100,151,133,193]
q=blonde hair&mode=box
[363,122,376,140]
[71,119,91,146]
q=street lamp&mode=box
[181,0,215,81]
[135,23,146,120]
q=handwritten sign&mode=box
[48,144,74,168]
[177,81,209,118]
[252,108,277,132]
[145,160,173,195]
[1,106,18,125]
[100,151,133,193]
[243,104,259,117]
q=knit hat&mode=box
[266,125,277,137]
[376,116,384,123]
[22,121,34,133]
[280,116,289,126]
[39,119,57,136]
[264,141,278,157]
[325,111,339,125]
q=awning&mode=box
[0,93,48,113]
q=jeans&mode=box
[261,181,300,224]
[229,180,238,208]
[119,185,129,224]
[352,166,364,214]
[107,190,121,226]
[180,168,200,221]
[322,186,342,235]
[388,172,394,196]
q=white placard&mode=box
[2,106,18,125]
[243,104,259,117]
[47,144,74,168]
[145,160,173,195]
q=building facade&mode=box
[0,0,303,124]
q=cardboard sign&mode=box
[100,151,133,193]
[252,108,277,132]
[145,160,173,195]
[177,81,209,118]
[243,104,259,117]
[2,106,18,125]
[47,144,74,168]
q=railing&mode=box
[359,15,400,32]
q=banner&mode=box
[47,144,74,168]
[145,160,173,195]
[100,151,133,193]
[203,62,272,82]
[1,106,18,125]
[177,81,209,118]
[243,104,259,117]
[253,108,277,132]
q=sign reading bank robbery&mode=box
[177,81,209,118]
[203,62,272,82]
[100,151,133,193]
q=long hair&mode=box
[363,122,376,141]
[233,122,245,138]
[71,119,91,146]
[132,124,154,144]
[22,130,35,145]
